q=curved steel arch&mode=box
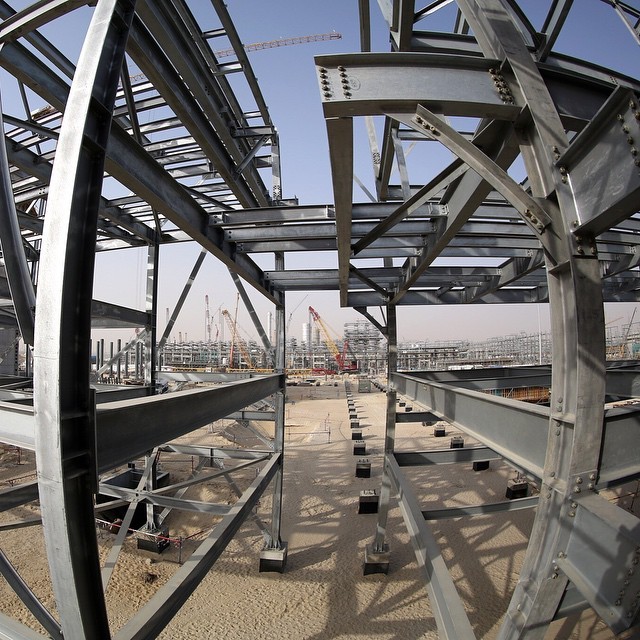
[33,1,137,637]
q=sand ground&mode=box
[0,381,629,638]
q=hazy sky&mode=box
[22,0,638,345]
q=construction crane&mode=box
[213,32,342,58]
[286,294,309,335]
[308,306,357,372]
[222,309,255,369]
[205,295,211,343]
[128,33,342,84]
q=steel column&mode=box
[372,304,397,552]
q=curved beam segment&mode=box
[32,2,137,637]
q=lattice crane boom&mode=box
[128,33,342,84]
[214,32,342,58]
[222,309,255,369]
[308,306,343,369]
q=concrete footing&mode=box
[364,543,390,575]
[506,479,529,499]
[358,489,379,514]
[259,542,288,573]
[137,527,170,554]
[473,460,490,471]
[353,440,366,455]
[355,458,371,478]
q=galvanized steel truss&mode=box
[0,0,636,639]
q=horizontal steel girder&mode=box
[386,454,476,639]
[0,375,281,470]
[316,53,520,119]
[391,372,640,485]
[97,374,282,472]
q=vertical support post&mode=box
[271,132,282,203]
[117,338,122,382]
[260,252,287,572]
[366,304,396,573]
[145,451,158,531]
[137,341,142,379]
[145,243,158,390]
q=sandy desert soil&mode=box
[0,380,632,639]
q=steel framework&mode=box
[0,0,637,639]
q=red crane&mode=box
[308,306,357,372]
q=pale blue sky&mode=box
[3,1,637,344]
[129,0,638,344]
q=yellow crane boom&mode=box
[222,309,255,369]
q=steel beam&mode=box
[0,109,35,345]
[387,455,476,639]
[31,3,136,638]
[394,447,501,466]
[96,374,282,472]
[113,453,281,640]
[422,496,539,519]
[392,372,548,478]
[557,86,640,236]
[316,53,520,120]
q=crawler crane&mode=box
[308,306,358,373]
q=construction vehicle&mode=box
[308,306,358,373]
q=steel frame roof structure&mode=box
[0,0,637,639]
